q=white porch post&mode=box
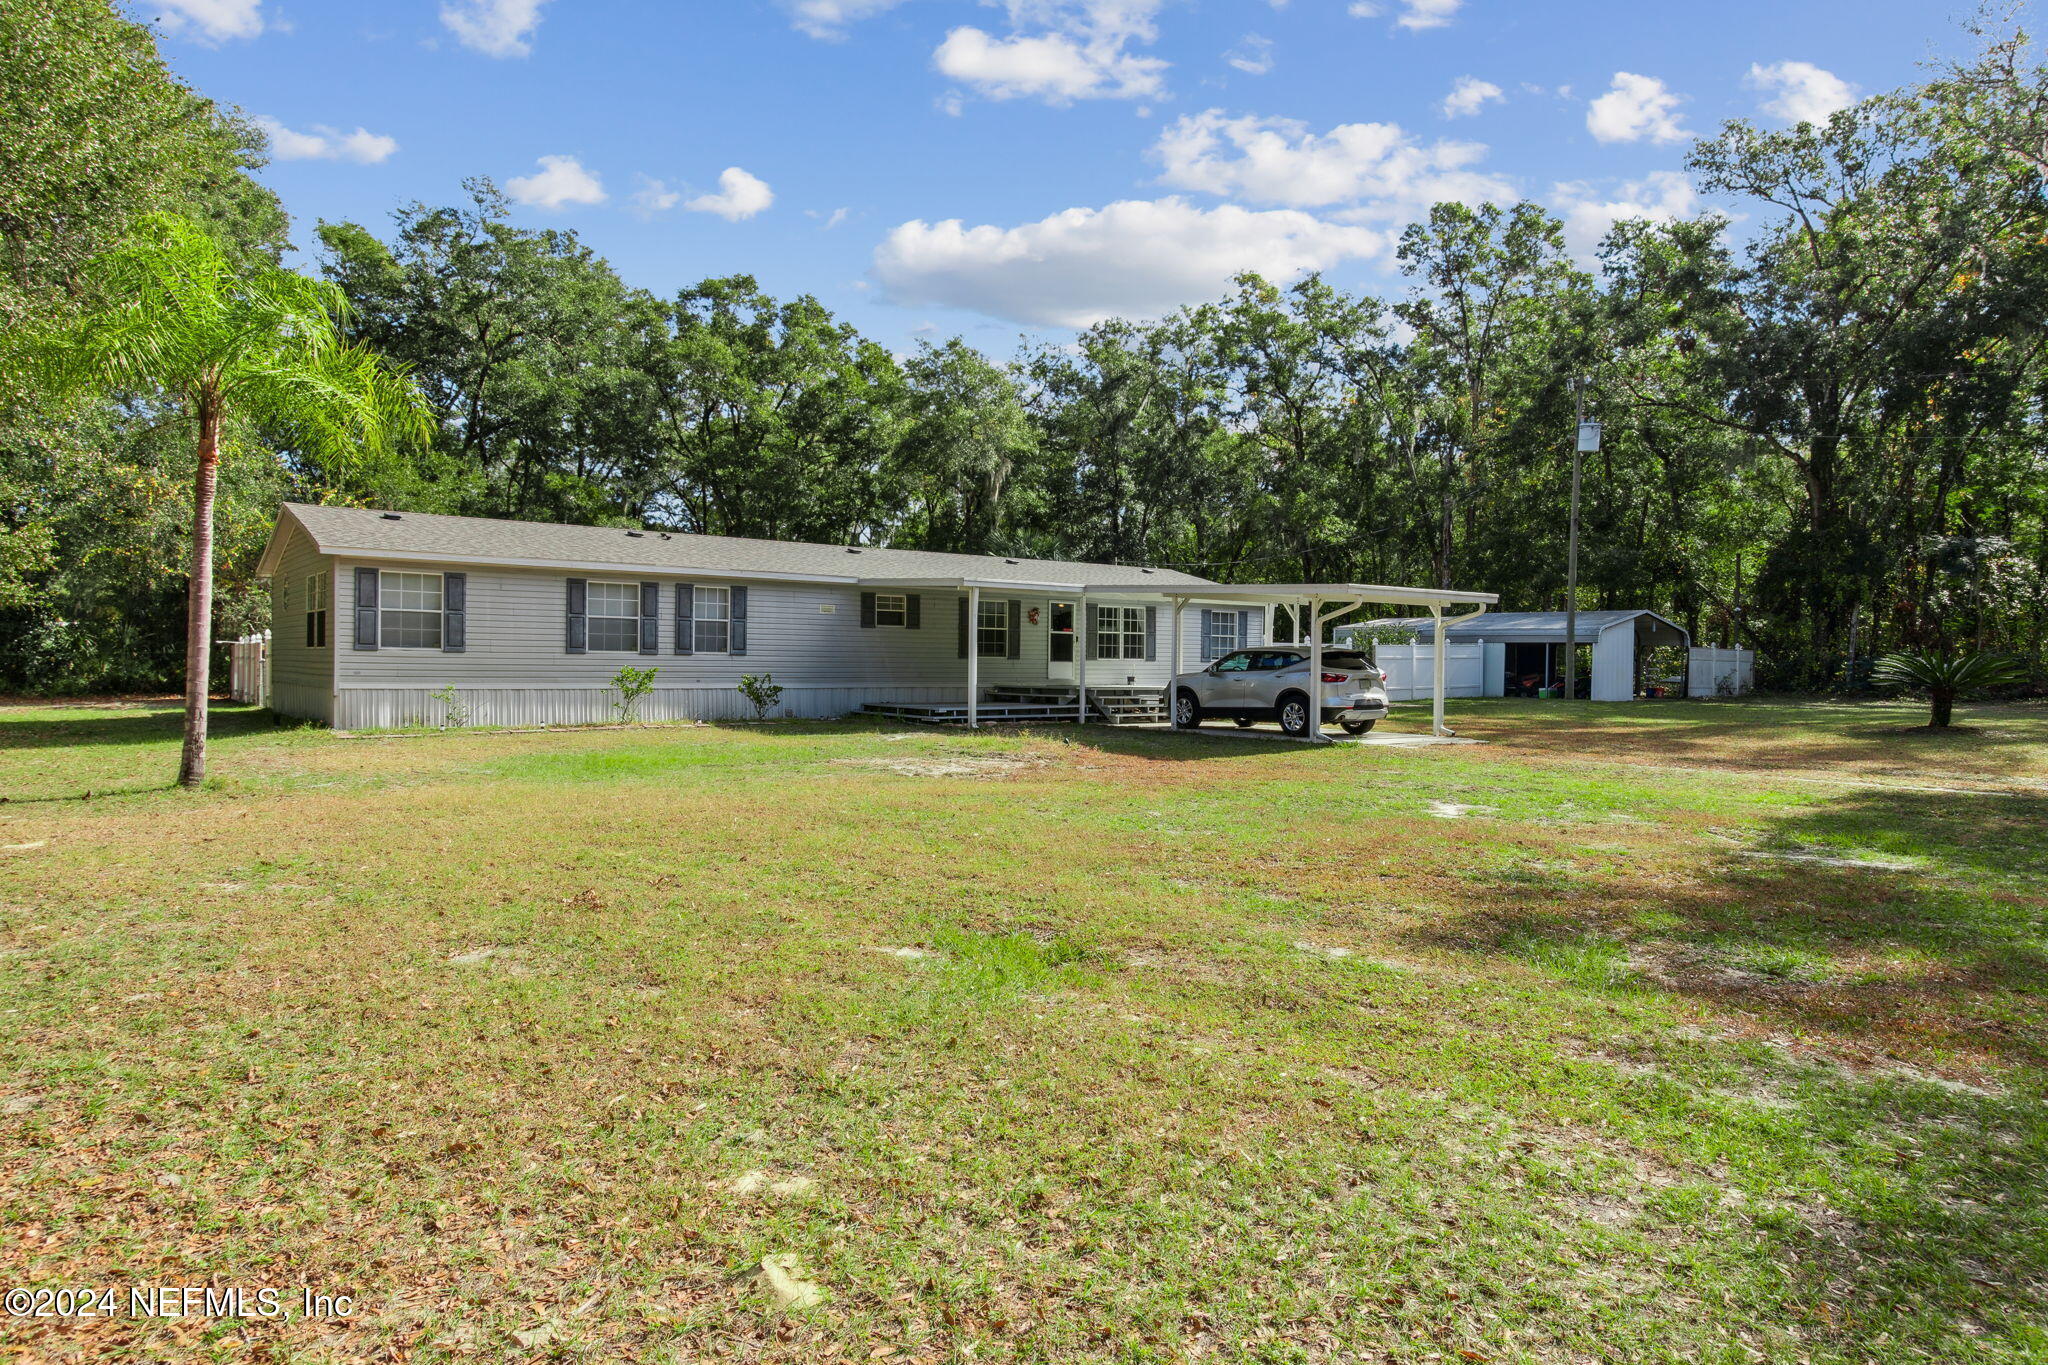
[1169,596,1184,729]
[1307,595,1324,742]
[1076,593,1088,723]
[1430,602,1448,737]
[966,585,980,729]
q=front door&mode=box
[1047,601,1076,682]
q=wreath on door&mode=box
[1027,606,1040,625]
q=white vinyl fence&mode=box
[228,633,269,706]
[1687,646,1754,697]
[1370,642,1487,702]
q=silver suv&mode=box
[1167,648,1390,736]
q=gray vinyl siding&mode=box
[322,559,1263,728]
[266,523,335,722]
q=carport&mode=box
[1156,583,1499,742]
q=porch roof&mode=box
[856,577,1499,610]
[1156,583,1499,610]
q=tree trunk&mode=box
[179,397,221,789]
[1930,690,1954,728]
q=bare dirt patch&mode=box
[834,751,1048,779]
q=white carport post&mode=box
[1075,592,1088,724]
[1169,595,1186,729]
[1430,601,1448,737]
[1307,594,1324,741]
[966,585,980,729]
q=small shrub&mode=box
[737,672,784,721]
[611,665,659,724]
[429,683,468,730]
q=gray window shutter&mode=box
[1238,610,1251,652]
[905,594,921,629]
[860,591,877,628]
[639,581,659,655]
[1087,605,1103,661]
[1007,599,1021,659]
[566,578,586,654]
[1144,605,1157,662]
[442,572,466,653]
[957,596,968,658]
[1199,609,1216,662]
[730,585,749,655]
[353,567,379,650]
[674,583,695,654]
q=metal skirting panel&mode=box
[334,684,967,731]
[269,680,334,724]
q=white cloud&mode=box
[440,0,548,58]
[1225,34,1275,76]
[255,117,397,165]
[630,176,681,217]
[783,0,908,39]
[1348,0,1462,30]
[1441,76,1503,119]
[686,167,775,221]
[1746,60,1858,125]
[934,26,1165,103]
[1552,170,1698,259]
[933,0,1169,105]
[505,155,606,209]
[1586,71,1689,144]
[151,0,264,42]
[873,197,1387,328]
[1153,109,1512,217]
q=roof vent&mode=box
[381,512,402,520]
[658,533,672,540]
[1141,567,1155,574]
[846,547,862,554]
[1005,558,1019,565]
[626,530,644,538]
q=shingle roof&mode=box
[271,503,1216,589]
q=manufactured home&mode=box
[256,504,1496,735]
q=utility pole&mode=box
[1565,379,1596,701]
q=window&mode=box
[693,585,730,654]
[1208,610,1240,658]
[1216,650,1255,673]
[304,570,328,649]
[874,593,907,627]
[976,597,1007,657]
[1096,605,1144,660]
[588,581,642,652]
[379,571,442,649]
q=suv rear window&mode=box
[1322,651,1373,668]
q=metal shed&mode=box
[1344,609,1692,702]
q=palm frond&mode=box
[1869,650,2029,694]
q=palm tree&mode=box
[1869,650,2028,727]
[17,214,425,786]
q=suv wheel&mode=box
[1339,718,1376,735]
[1232,716,1256,728]
[1277,693,1311,737]
[1173,690,1202,728]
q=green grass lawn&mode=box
[1,697,2043,1362]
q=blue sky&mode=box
[147,0,1956,352]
